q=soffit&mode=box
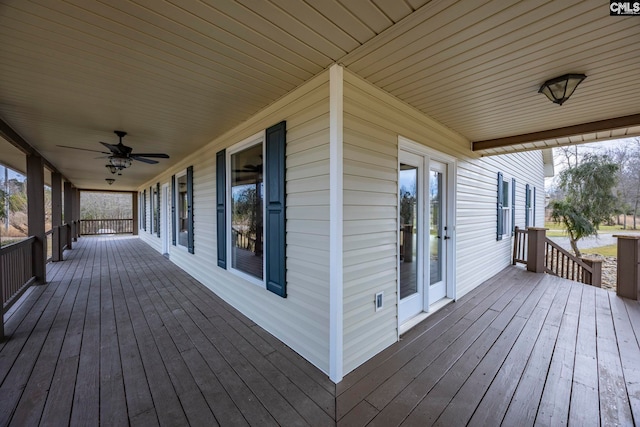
[1,0,638,189]
[0,0,428,190]
[343,0,640,153]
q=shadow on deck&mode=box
[1,236,639,426]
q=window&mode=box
[150,185,159,236]
[230,141,264,280]
[216,121,286,297]
[497,173,515,240]
[173,167,194,253]
[525,184,536,227]
[501,180,511,237]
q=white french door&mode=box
[398,145,454,327]
[428,160,448,303]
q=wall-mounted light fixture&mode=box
[538,74,586,105]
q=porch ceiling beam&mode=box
[472,114,640,151]
[0,118,68,181]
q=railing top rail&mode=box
[45,229,54,236]
[0,236,36,256]
[544,237,593,273]
[80,218,133,221]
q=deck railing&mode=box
[513,227,601,287]
[544,238,600,286]
[512,226,527,265]
[80,219,133,235]
[1,236,37,339]
[232,227,255,252]
[45,229,54,262]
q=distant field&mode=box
[544,221,640,237]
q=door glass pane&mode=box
[231,143,264,279]
[400,164,418,299]
[430,170,443,284]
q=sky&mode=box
[545,136,638,190]
[0,164,25,182]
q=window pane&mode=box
[502,181,509,207]
[399,164,418,299]
[177,175,188,247]
[231,143,264,279]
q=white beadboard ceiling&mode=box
[1,0,638,189]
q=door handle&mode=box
[444,236,450,240]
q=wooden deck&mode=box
[1,236,639,426]
[337,266,640,426]
[0,236,335,426]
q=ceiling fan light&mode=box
[105,178,115,185]
[538,73,586,105]
[109,156,132,169]
[105,164,118,174]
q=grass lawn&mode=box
[582,244,617,257]
[544,221,640,237]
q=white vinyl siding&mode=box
[342,70,471,374]
[341,69,545,374]
[139,71,332,373]
[456,151,545,297]
[138,66,546,379]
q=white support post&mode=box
[329,64,344,383]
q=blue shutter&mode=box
[511,178,516,236]
[156,182,161,237]
[265,121,287,297]
[187,166,194,254]
[171,175,176,245]
[143,189,147,231]
[149,186,153,234]
[216,150,226,268]
[497,172,503,241]
[525,184,530,227]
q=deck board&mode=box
[2,236,640,426]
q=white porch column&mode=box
[329,63,344,383]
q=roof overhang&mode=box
[1,0,638,189]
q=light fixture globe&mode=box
[106,164,118,174]
[538,74,586,105]
[109,156,132,169]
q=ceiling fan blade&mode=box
[131,156,159,164]
[57,145,110,154]
[132,153,169,158]
[99,141,123,154]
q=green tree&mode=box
[0,188,5,220]
[550,154,619,257]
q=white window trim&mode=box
[226,131,266,289]
[174,169,189,252]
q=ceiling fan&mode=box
[58,130,170,166]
